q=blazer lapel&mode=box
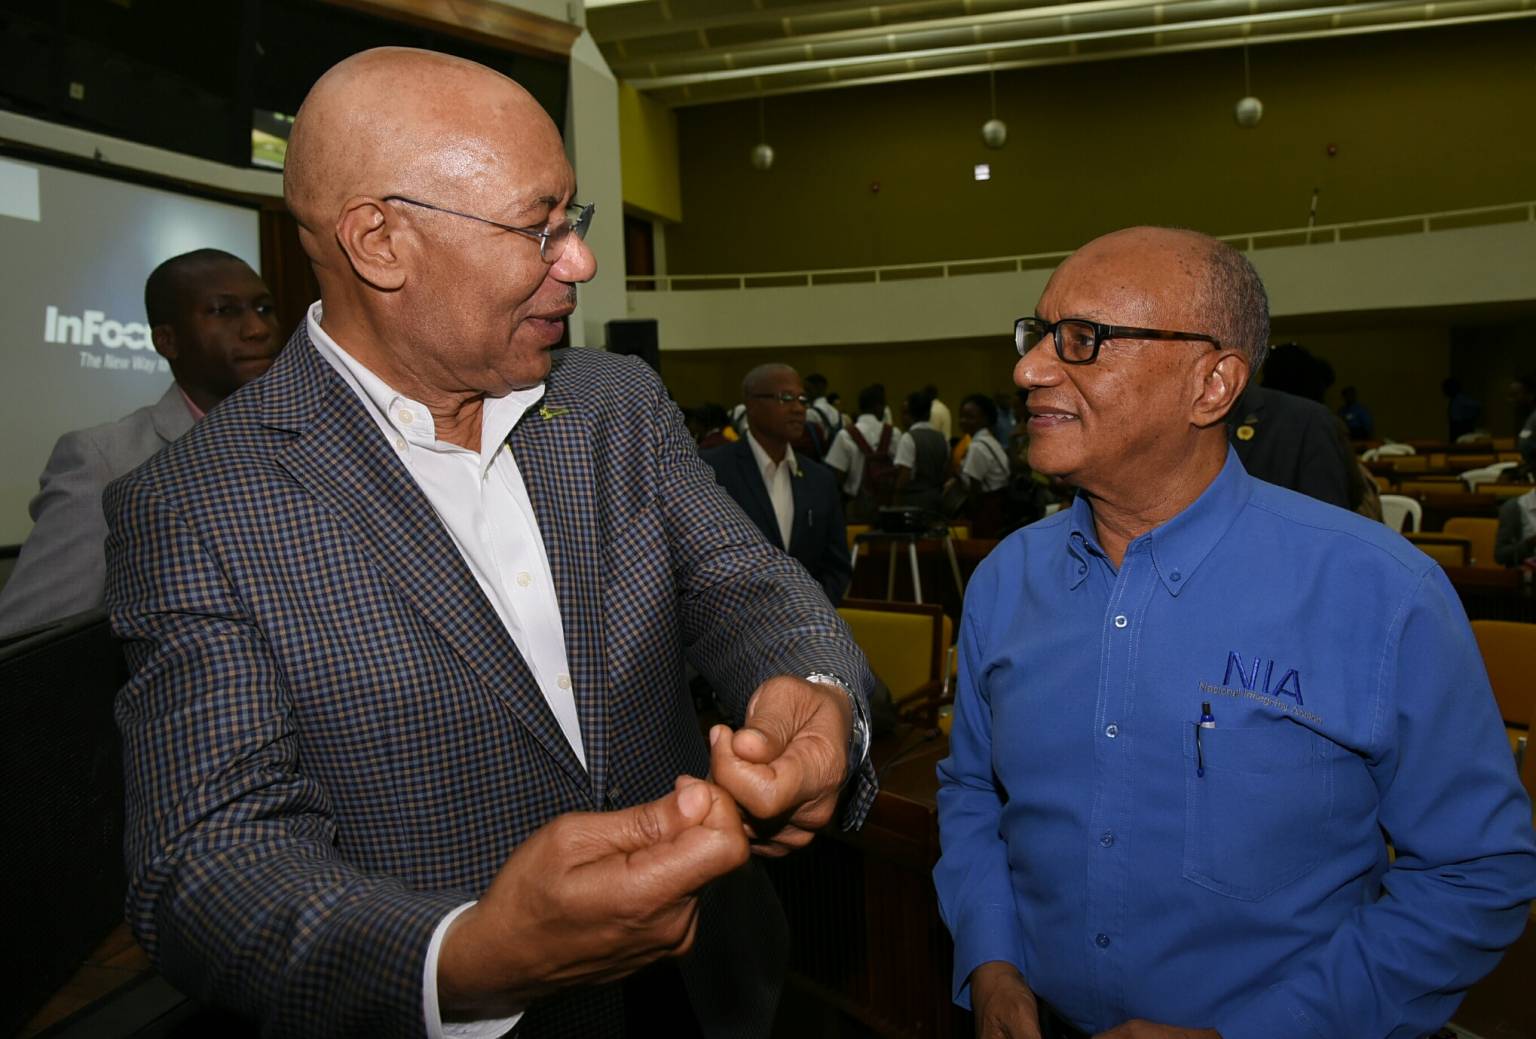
[149,385,196,446]
[734,441,783,549]
[786,463,808,558]
[507,358,612,805]
[264,334,591,798]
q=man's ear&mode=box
[1193,351,1250,428]
[334,197,409,291]
[151,324,177,361]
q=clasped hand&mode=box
[437,675,853,1016]
[708,674,854,857]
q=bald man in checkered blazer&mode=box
[104,49,876,1039]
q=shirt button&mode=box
[1077,564,1087,574]
[1170,570,1183,582]
[398,409,414,425]
[393,436,407,452]
[1104,724,1119,738]
[1113,615,1128,628]
[516,572,532,587]
[557,674,571,690]
[1095,933,1111,949]
[1100,831,1115,847]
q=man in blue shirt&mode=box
[934,226,1536,1039]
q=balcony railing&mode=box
[626,200,1536,293]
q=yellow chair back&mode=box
[1410,540,1467,568]
[1443,517,1500,569]
[837,604,952,704]
[1471,620,1536,730]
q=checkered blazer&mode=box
[103,323,877,1038]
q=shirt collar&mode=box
[910,420,933,431]
[306,302,545,474]
[1064,447,1253,596]
[174,384,206,422]
[746,430,797,476]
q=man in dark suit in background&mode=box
[0,249,280,635]
[704,364,851,604]
[105,48,874,1038]
[1227,343,1356,511]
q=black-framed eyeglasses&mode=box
[748,392,811,406]
[1015,316,1221,365]
[383,196,595,263]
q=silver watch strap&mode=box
[805,671,871,780]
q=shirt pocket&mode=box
[1181,722,1334,902]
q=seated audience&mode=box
[893,390,949,517]
[1495,487,1536,568]
[703,364,851,602]
[0,249,280,635]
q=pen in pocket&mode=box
[1195,701,1215,778]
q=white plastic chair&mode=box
[1379,494,1422,533]
[1461,461,1518,490]
[1362,443,1415,462]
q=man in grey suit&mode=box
[0,249,280,634]
[106,48,874,1038]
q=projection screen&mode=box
[0,154,262,544]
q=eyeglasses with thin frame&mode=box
[1015,316,1221,365]
[383,196,595,263]
[748,392,811,406]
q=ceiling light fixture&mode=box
[750,98,775,170]
[1234,44,1264,127]
[981,66,1007,149]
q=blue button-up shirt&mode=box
[935,450,1536,1039]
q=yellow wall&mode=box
[662,21,1536,274]
[618,82,682,223]
[1276,325,1450,443]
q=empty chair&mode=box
[1443,517,1500,568]
[1380,494,1422,533]
[1460,462,1516,489]
[1470,619,1536,772]
[1405,534,1469,568]
[837,599,952,725]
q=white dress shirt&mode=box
[807,396,841,433]
[310,302,579,1039]
[893,420,935,470]
[824,414,898,497]
[746,431,798,548]
[961,427,1011,493]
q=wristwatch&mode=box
[804,671,871,783]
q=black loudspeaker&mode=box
[606,319,661,374]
